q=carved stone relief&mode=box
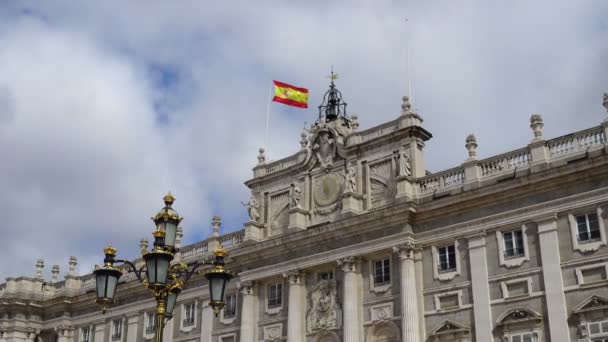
[306,280,341,333]
[263,323,282,342]
[312,173,343,221]
[270,191,290,235]
[369,160,395,208]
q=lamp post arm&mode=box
[182,261,209,283]
[116,259,146,282]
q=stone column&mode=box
[467,232,493,342]
[414,248,426,340]
[337,257,363,342]
[126,314,140,342]
[200,300,214,342]
[537,215,571,342]
[240,281,258,342]
[93,321,105,342]
[284,270,306,342]
[393,243,421,342]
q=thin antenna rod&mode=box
[405,18,412,101]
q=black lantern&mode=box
[94,244,123,312]
[152,193,182,251]
[205,247,234,316]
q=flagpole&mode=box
[405,17,412,101]
[265,81,273,150]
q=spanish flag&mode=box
[272,80,309,108]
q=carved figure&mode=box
[292,185,302,209]
[306,280,341,333]
[241,196,260,223]
[397,149,411,177]
[345,166,356,193]
[313,132,336,169]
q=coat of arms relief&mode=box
[306,280,342,334]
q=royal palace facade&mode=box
[2,86,608,342]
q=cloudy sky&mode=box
[0,1,606,281]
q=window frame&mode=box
[369,256,392,293]
[432,240,461,281]
[507,332,535,342]
[588,319,608,340]
[111,319,122,341]
[180,302,197,332]
[265,281,284,315]
[144,311,156,337]
[568,207,607,253]
[220,293,238,325]
[80,326,91,342]
[496,225,530,268]
[437,244,457,273]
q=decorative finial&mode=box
[351,114,359,131]
[35,259,44,279]
[213,245,227,258]
[465,134,478,160]
[211,216,221,237]
[530,113,544,142]
[51,265,60,283]
[300,129,308,150]
[175,226,183,248]
[139,237,148,255]
[68,256,78,276]
[401,96,412,115]
[326,66,339,85]
[103,243,117,256]
[163,192,175,206]
[257,147,266,164]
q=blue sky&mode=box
[0,0,607,280]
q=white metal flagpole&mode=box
[405,17,412,101]
[264,81,273,150]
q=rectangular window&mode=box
[438,294,459,310]
[224,294,236,318]
[267,283,283,308]
[80,327,90,342]
[319,271,334,281]
[577,213,601,242]
[589,320,608,340]
[183,303,195,326]
[374,258,391,285]
[438,245,456,272]
[503,230,525,258]
[146,312,156,334]
[111,319,122,341]
[509,333,533,342]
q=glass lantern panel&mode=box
[156,258,170,285]
[209,276,227,303]
[166,291,178,316]
[164,222,177,248]
[146,258,157,284]
[96,273,108,298]
[106,274,119,299]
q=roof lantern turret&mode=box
[317,69,350,125]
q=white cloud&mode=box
[0,0,607,280]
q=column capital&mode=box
[336,256,361,272]
[239,280,257,296]
[282,270,304,285]
[393,241,419,260]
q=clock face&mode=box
[313,173,343,207]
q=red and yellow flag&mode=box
[272,80,308,108]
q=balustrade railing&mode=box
[547,126,606,158]
[478,147,531,177]
[418,166,465,194]
[356,120,401,143]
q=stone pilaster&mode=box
[163,314,173,342]
[467,232,493,342]
[200,300,214,342]
[55,324,74,342]
[283,270,306,342]
[393,242,421,342]
[93,321,105,342]
[288,207,308,231]
[126,314,140,342]
[240,281,258,342]
[537,215,571,342]
[337,257,363,342]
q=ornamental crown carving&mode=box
[306,280,342,333]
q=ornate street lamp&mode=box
[93,194,233,342]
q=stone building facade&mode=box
[2,88,608,342]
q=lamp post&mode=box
[93,193,233,342]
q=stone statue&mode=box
[313,132,336,169]
[345,166,356,193]
[397,149,411,177]
[292,185,302,209]
[241,196,260,223]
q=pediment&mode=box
[496,308,542,326]
[430,320,470,336]
[572,295,608,314]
